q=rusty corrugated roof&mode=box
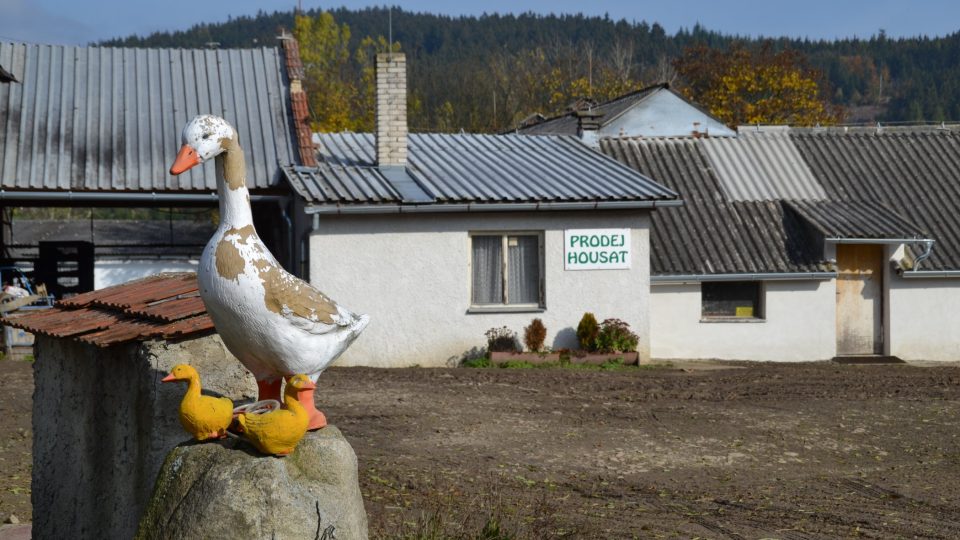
[5,273,214,347]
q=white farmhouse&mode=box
[284,54,680,367]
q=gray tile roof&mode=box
[513,84,666,135]
[701,129,827,201]
[0,42,297,192]
[793,128,960,271]
[600,137,830,276]
[286,132,679,207]
[786,200,929,241]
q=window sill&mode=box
[700,317,766,323]
[468,305,545,314]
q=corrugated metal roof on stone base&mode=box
[285,132,679,207]
[4,273,213,347]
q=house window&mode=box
[471,233,543,308]
[701,282,764,319]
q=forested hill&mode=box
[101,7,960,131]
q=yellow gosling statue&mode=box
[162,364,234,441]
[236,374,314,456]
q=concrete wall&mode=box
[32,334,255,540]
[650,280,836,361]
[310,210,651,367]
[888,275,960,361]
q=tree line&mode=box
[101,7,960,131]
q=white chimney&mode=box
[375,53,407,166]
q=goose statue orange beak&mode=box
[170,144,201,175]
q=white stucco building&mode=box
[601,127,960,362]
[282,53,679,367]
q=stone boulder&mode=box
[136,426,368,540]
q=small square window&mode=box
[471,233,543,308]
[701,281,763,319]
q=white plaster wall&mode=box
[310,211,651,367]
[95,259,199,289]
[888,276,960,361]
[650,280,836,361]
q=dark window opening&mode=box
[702,281,763,319]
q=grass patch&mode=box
[462,355,672,371]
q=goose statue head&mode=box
[170,115,236,175]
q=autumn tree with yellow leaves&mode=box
[294,12,399,132]
[673,42,843,126]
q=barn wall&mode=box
[32,334,255,540]
[887,276,960,361]
[650,280,836,361]
[310,210,652,367]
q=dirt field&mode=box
[3,359,960,539]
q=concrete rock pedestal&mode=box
[136,426,368,540]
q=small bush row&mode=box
[484,313,638,355]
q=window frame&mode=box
[699,281,766,322]
[468,231,545,313]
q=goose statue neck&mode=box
[168,115,253,227]
[214,136,253,227]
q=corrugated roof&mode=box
[701,129,827,201]
[0,42,297,192]
[793,128,960,270]
[287,132,679,206]
[601,137,830,275]
[4,272,214,347]
[515,84,666,135]
[786,200,929,240]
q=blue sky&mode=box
[1,0,958,45]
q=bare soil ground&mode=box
[2,359,960,539]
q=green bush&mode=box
[595,318,639,353]
[575,312,600,351]
[523,318,547,352]
[485,326,520,353]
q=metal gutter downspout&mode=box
[911,239,936,271]
[651,272,837,284]
[901,270,960,279]
[306,199,684,215]
[0,190,289,204]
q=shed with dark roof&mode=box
[599,125,960,362]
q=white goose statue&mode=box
[169,114,369,430]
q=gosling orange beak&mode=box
[302,379,317,390]
[161,373,178,383]
[170,144,201,175]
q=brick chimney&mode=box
[375,53,407,166]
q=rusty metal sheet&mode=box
[6,272,215,348]
[77,320,165,348]
[127,295,206,322]
[159,315,216,340]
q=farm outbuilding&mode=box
[0,37,315,293]
[602,126,960,362]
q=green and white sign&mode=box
[564,229,631,270]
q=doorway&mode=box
[836,244,884,355]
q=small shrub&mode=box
[485,326,520,353]
[462,356,491,368]
[576,312,600,351]
[595,318,639,353]
[523,318,547,352]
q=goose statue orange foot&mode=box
[162,364,234,441]
[236,374,315,456]
[169,115,369,430]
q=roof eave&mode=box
[306,198,683,215]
